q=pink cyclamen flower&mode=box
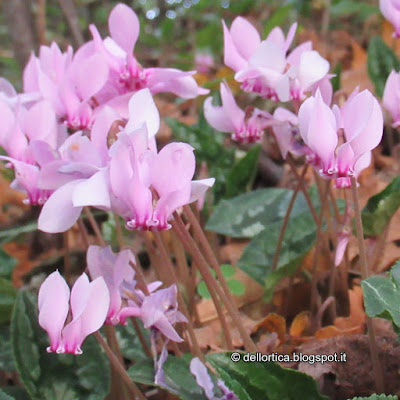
[87,245,135,324]
[204,82,272,143]
[298,89,382,187]
[272,107,311,159]
[380,0,400,38]
[109,89,215,231]
[223,17,329,101]
[383,70,400,127]
[38,271,109,354]
[85,3,207,107]
[118,284,186,342]
[23,42,109,130]
[140,285,187,342]
[0,98,64,205]
[195,52,214,74]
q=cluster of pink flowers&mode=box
[38,245,186,355]
[204,15,384,190]
[0,4,213,234]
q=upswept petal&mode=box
[203,97,235,132]
[125,89,160,137]
[108,3,140,54]
[38,180,84,233]
[342,90,383,159]
[230,17,261,60]
[222,20,247,71]
[189,178,216,204]
[220,82,246,130]
[299,90,337,170]
[63,276,110,354]
[298,51,330,91]
[151,142,195,197]
[72,169,111,208]
[23,100,57,146]
[249,41,286,72]
[38,271,70,353]
[73,54,109,100]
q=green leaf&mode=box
[362,261,400,329]
[0,248,17,279]
[221,264,236,278]
[263,5,293,37]
[129,356,208,400]
[197,280,211,299]
[0,388,29,400]
[0,277,17,324]
[348,395,398,400]
[330,1,378,19]
[0,388,15,400]
[225,145,261,199]
[331,63,342,92]
[0,222,37,245]
[207,352,327,400]
[206,188,310,238]
[115,319,150,362]
[0,325,15,371]
[237,211,316,298]
[11,291,110,400]
[227,279,246,296]
[362,176,400,237]
[368,36,400,98]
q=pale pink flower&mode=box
[380,0,400,38]
[85,3,207,107]
[87,245,135,324]
[298,89,382,187]
[383,70,400,127]
[223,17,329,101]
[204,82,272,143]
[38,271,109,354]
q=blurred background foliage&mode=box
[0,0,380,90]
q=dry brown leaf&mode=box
[253,313,286,343]
[289,311,310,337]
[315,325,342,339]
[334,285,365,333]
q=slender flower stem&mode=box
[113,212,125,248]
[287,156,319,224]
[63,230,71,284]
[350,177,384,393]
[95,331,147,400]
[271,164,308,272]
[152,231,210,358]
[130,317,152,358]
[84,207,106,246]
[183,204,242,315]
[105,325,128,400]
[172,213,258,352]
[310,180,330,327]
[78,218,90,248]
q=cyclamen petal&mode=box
[62,275,110,354]
[87,245,135,323]
[108,3,140,54]
[38,180,84,233]
[38,271,70,353]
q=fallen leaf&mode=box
[253,313,286,343]
[290,311,310,337]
